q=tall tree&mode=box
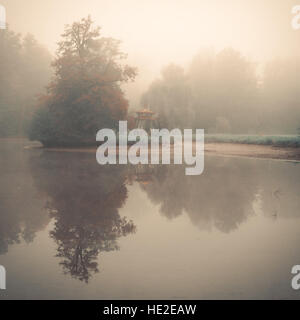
[30,16,137,147]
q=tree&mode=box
[141,48,258,133]
[21,34,52,133]
[262,57,300,133]
[141,64,190,129]
[0,28,51,137]
[0,27,22,136]
[29,16,137,147]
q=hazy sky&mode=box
[2,0,300,105]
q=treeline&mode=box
[0,28,52,137]
[141,48,300,134]
[1,21,300,140]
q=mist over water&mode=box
[0,139,300,299]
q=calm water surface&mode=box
[0,139,300,299]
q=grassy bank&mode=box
[204,134,300,147]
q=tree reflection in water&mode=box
[2,142,300,283]
[135,159,258,233]
[135,158,300,233]
[0,140,50,255]
[30,151,136,283]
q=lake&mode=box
[0,139,300,299]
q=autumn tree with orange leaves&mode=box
[30,16,137,147]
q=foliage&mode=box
[262,58,300,134]
[204,134,300,147]
[142,49,300,135]
[30,16,137,147]
[142,48,258,133]
[0,29,52,137]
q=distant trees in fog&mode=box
[262,57,300,133]
[142,48,300,134]
[0,29,52,137]
[2,20,300,137]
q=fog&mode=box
[4,0,300,59]
[1,0,300,134]
[3,0,300,98]
[2,1,300,300]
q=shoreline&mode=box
[204,143,300,162]
[28,142,300,162]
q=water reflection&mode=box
[137,160,258,232]
[1,139,300,286]
[0,140,50,254]
[137,159,300,231]
[29,151,136,282]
